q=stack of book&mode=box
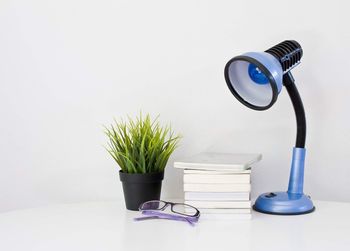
[174,152,262,220]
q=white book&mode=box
[200,214,252,220]
[184,183,251,192]
[185,200,251,209]
[184,174,250,184]
[174,152,262,171]
[184,169,251,175]
[199,208,251,214]
[185,192,250,201]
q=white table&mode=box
[0,200,349,251]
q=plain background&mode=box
[1,0,349,212]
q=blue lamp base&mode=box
[253,192,315,215]
[253,147,315,215]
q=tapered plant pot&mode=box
[119,171,164,211]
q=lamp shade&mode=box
[224,52,283,110]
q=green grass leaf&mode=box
[104,113,181,173]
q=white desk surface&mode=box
[0,200,349,251]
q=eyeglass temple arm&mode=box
[134,211,195,226]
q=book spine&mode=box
[184,192,250,201]
[183,169,251,175]
[184,183,251,192]
[185,200,251,209]
[198,208,251,214]
[183,174,250,184]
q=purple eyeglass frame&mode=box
[134,200,200,226]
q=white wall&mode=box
[1,0,349,212]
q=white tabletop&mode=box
[0,200,349,251]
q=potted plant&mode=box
[104,113,180,210]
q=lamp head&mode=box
[224,40,303,110]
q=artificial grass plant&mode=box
[104,113,180,174]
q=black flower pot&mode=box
[119,171,164,211]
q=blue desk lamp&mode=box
[224,40,315,215]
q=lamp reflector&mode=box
[224,52,283,110]
[227,60,273,108]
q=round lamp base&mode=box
[253,191,315,215]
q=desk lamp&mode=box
[224,40,314,215]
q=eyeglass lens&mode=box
[172,204,198,217]
[140,200,166,210]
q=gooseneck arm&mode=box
[283,72,307,194]
[283,72,306,148]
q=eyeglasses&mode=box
[134,200,200,226]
